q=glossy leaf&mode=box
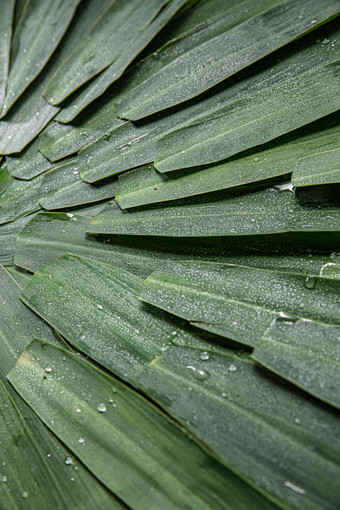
[155,32,340,171]
[6,135,58,180]
[43,0,169,105]
[54,0,190,123]
[0,265,126,510]
[39,159,117,210]
[292,123,340,186]
[13,211,336,277]
[8,340,275,510]
[116,117,339,207]
[0,0,15,109]
[117,0,338,120]
[0,213,37,266]
[0,174,42,226]
[137,345,340,510]
[1,0,80,117]
[139,261,340,346]
[0,382,66,509]
[253,318,340,409]
[87,186,340,238]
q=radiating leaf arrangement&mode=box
[0,0,339,508]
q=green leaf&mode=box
[116,117,339,207]
[154,28,340,171]
[252,318,340,409]
[87,186,340,239]
[0,0,15,109]
[18,254,185,385]
[0,381,68,509]
[53,0,190,123]
[0,74,59,155]
[291,122,340,186]
[8,340,275,510]
[5,265,31,288]
[0,0,81,117]
[0,213,36,265]
[79,25,339,182]
[0,265,125,509]
[319,252,340,280]
[116,0,338,120]
[0,175,43,226]
[6,134,58,180]
[43,0,170,105]
[13,210,335,277]
[39,159,117,211]
[139,261,340,346]
[136,345,340,510]
[0,162,14,195]
[0,264,64,353]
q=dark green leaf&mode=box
[1,0,81,117]
[253,318,340,409]
[6,135,58,180]
[155,30,340,171]
[139,261,340,346]
[87,186,340,238]
[8,340,275,510]
[137,345,340,510]
[0,213,37,265]
[0,175,42,225]
[14,211,335,277]
[43,0,170,105]
[53,0,190,123]
[116,0,338,120]
[0,0,15,109]
[39,159,117,210]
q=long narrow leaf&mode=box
[0,0,15,109]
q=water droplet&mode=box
[65,456,73,465]
[186,365,210,380]
[322,38,330,45]
[78,437,85,444]
[2,476,7,483]
[22,491,28,499]
[294,418,301,425]
[310,19,317,24]
[304,276,316,290]
[228,364,237,372]
[284,481,305,494]
[47,453,51,458]
[199,351,210,361]
[66,213,76,221]
[253,157,259,162]
[97,403,107,413]
[45,366,52,373]
[277,312,298,323]
[97,304,103,310]
[152,52,159,60]
[73,170,79,175]
[76,408,81,413]
[70,476,75,482]
[221,392,227,398]
[87,156,93,164]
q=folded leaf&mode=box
[253,318,340,409]
[139,261,340,346]
[0,265,125,510]
[87,186,340,238]
[155,37,340,171]
[1,0,80,117]
[0,382,67,509]
[14,211,335,277]
[0,174,43,225]
[6,134,58,180]
[0,213,36,265]
[39,159,117,210]
[8,340,275,510]
[54,0,190,123]
[0,0,15,109]
[117,0,338,120]
[43,0,169,105]
[137,345,340,510]
[5,265,31,288]
[116,117,339,207]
